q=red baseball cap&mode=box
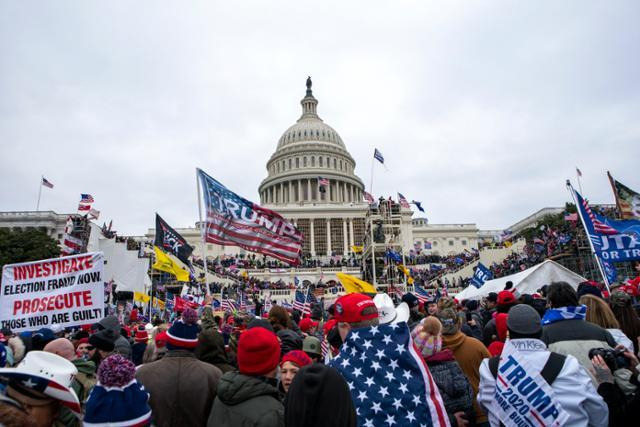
[497,290,516,306]
[299,318,319,333]
[280,350,312,368]
[323,319,337,336]
[333,293,378,324]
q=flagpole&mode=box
[576,168,584,195]
[196,168,211,296]
[36,176,43,211]
[369,155,375,197]
[566,180,610,291]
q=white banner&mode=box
[493,340,570,427]
[1,252,105,332]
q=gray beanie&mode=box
[506,304,541,335]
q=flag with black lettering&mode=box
[155,214,194,265]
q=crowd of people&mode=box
[2,271,640,426]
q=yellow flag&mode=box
[397,264,414,285]
[134,291,150,304]
[351,245,363,253]
[153,297,165,309]
[336,272,377,294]
[241,270,248,279]
[504,241,513,248]
[153,246,190,282]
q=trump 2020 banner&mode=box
[1,252,105,332]
[470,262,493,288]
[197,168,303,265]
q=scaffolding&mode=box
[361,199,409,290]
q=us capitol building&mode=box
[0,79,507,284]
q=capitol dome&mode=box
[259,78,365,206]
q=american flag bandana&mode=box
[329,322,450,427]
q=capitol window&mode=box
[311,157,315,167]
[288,159,292,169]
[462,240,467,246]
[319,157,323,167]
[303,157,307,167]
[340,160,343,170]
[334,158,337,169]
[449,240,454,246]
[296,158,299,168]
[327,156,330,167]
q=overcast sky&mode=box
[1,1,639,235]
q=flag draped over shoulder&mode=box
[329,323,450,427]
[608,172,640,219]
[198,168,303,265]
[155,214,194,265]
[336,272,377,294]
[152,246,190,282]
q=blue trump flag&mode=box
[573,187,640,262]
[329,323,450,427]
[470,263,493,288]
[602,260,618,284]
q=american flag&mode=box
[580,196,618,235]
[198,169,303,265]
[318,177,329,187]
[221,298,238,313]
[88,208,100,220]
[292,289,309,314]
[329,323,450,427]
[413,283,431,304]
[364,191,375,205]
[80,194,94,203]
[397,193,411,209]
[321,338,330,360]
[41,177,54,188]
[77,203,91,211]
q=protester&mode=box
[401,292,423,327]
[610,290,640,354]
[31,328,56,351]
[302,336,323,362]
[208,327,284,427]
[131,326,149,366]
[284,363,357,427]
[88,328,117,367]
[479,304,609,427]
[95,316,131,358]
[0,351,82,427]
[482,290,516,346]
[298,317,318,336]
[541,282,617,378]
[413,316,475,426]
[279,350,312,394]
[580,293,634,350]
[75,338,92,360]
[333,293,379,343]
[84,354,152,426]
[0,393,36,427]
[486,313,508,357]
[479,292,498,326]
[195,327,235,373]
[137,308,222,427]
[438,308,490,425]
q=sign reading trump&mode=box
[1,252,105,332]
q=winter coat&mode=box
[479,339,608,427]
[442,330,491,424]
[425,349,474,426]
[208,371,284,427]
[541,318,617,384]
[277,329,303,357]
[131,342,147,366]
[482,318,497,346]
[597,376,640,427]
[196,328,235,373]
[136,349,222,427]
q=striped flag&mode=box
[581,197,618,235]
[413,283,431,304]
[221,298,238,313]
[41,177,54,188]
[78,203,91,211]
[398,193,411,209]
[198,169,303,265]
[373,148,384,164]
[364,191,375,204]
[576,167,582,177]
[318,177,329,187]
[88,208,100,220]
[80,194,95,203]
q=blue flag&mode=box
[411,200,425,213]
[470,263,493,288]
[386,249,403,264]
[601,260,618,284]
[329,323,449,426]
[373,148,384,164]
[574,187,640,262]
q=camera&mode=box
[588,347,630,372]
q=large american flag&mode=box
[364,191,375,205]
[329,323,450,427]
[318,177,329,187]
[581,197,618,235]
[198,169,303,265]
[398,193,411,209]
[413,283,431,304]
[292,289,309,314]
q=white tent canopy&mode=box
[455,260,587,301]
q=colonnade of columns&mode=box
[261,179,362,204]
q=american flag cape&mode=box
[198,168,303,265]
[329,323,450,427]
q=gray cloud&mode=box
[1,1,638,234]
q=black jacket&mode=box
[208,371,284,427]
[195,329,235,373]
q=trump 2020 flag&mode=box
[470,262,493,288]
[329,323,450,427]
[197,168,303,265]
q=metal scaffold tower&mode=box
[361,198,409,291]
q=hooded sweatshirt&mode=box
[442,330,491,424]
[196,329,234,373]
[208,371,284,427]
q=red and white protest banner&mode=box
[1,252,105,332]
